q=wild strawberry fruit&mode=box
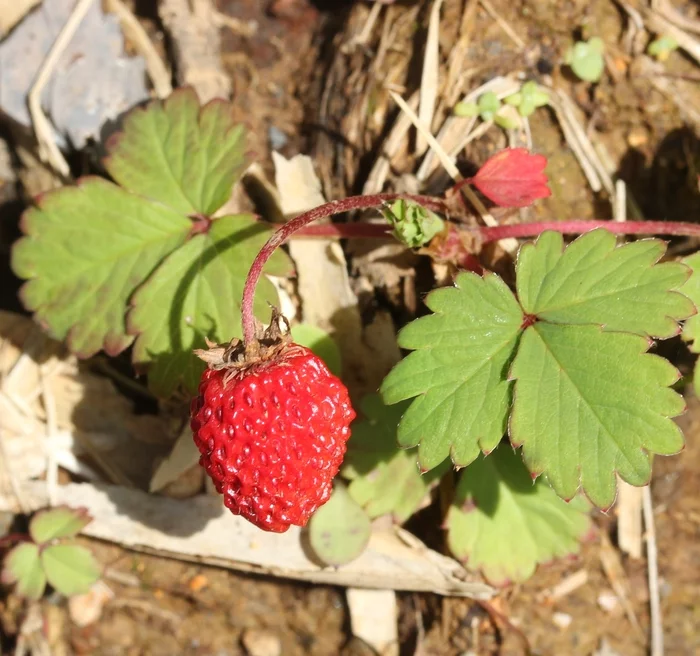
[190,312,355,533]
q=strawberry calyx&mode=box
[194,307,307,385]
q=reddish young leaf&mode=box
[468,148,551,208]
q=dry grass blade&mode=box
[390,90,461,180]
[363,92,419,194]
[417,76,520,182]
[479,0,525,50]
[389,90,519,254]
[417,0,445,155]
[599,531,643,636]
[643,486,664,656]
[342,1,383,51]
[105,0,173,98]
[653,0,700,35]
[28,0,95,179]
[643,6,700,65]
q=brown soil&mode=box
[2,0,700,654]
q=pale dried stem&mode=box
[105,0,173,98]
[643,485,664,656]
[28,0,94,178]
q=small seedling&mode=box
[504,81,550,117]
[565,37,605,82]
[1,507,101,600]
[647,35,678,62]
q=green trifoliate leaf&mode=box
[30,507,91,544]
[510,322,684,507]
[291,324,342,377]
[382,199,445,249]
[129,215,292,396]
[446,445,591,585]
[381,229,692,509]
[12,178,190,357]
[41,543,101,597]
[381,272,523,471]
[342,395,449,523]
[105,88,247,216]
[680,253,700,352]
[516,230,693,338]
[565,37,605,82]
[2,543,46,600]
[307,483,371,566]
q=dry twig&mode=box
[105,0,172,98]
[643,485,664,656]
[28,0,94,178]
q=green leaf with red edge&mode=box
[11,178,190,357]
[382,230,693,509]
[468,148,551,208]
[30,507,92,544]
[509,322,685,507]
[446,445,591,585]
[341,395,449,523]
[380,272,524,471]
[129,215,292,396]
[41,543,101,597]
[516,230,694,337]
[680,252,700,352]
[104,88,247,216]
[2,543,46,600]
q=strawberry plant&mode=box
[1,507,101,600]
[12,88,700,584]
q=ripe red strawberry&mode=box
[190,317,355,533]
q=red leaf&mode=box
[468,148,551,208]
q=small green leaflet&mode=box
[41,543,101,597]
[565,37,605,82]
[2,543,46,600]
[382,229,694,508]
[130,215,291,396]
[29,506,91,543]
[446,445,591,585]
[680,253,700,352]
[381,272,523,470]
[510,323,684,506]
[516,231,693,337]
[105,88,246,216]
[12,178,190,357]
[342,395,449,523]
[307,483,371,566]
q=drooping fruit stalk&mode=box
[240,193,447,345]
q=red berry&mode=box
[190,340,355,533]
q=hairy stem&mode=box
[241,193,446,344]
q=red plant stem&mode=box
[479,220,700,243]
[294,223,394,239]
[241,193,446,344]
[292,219,700,242]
